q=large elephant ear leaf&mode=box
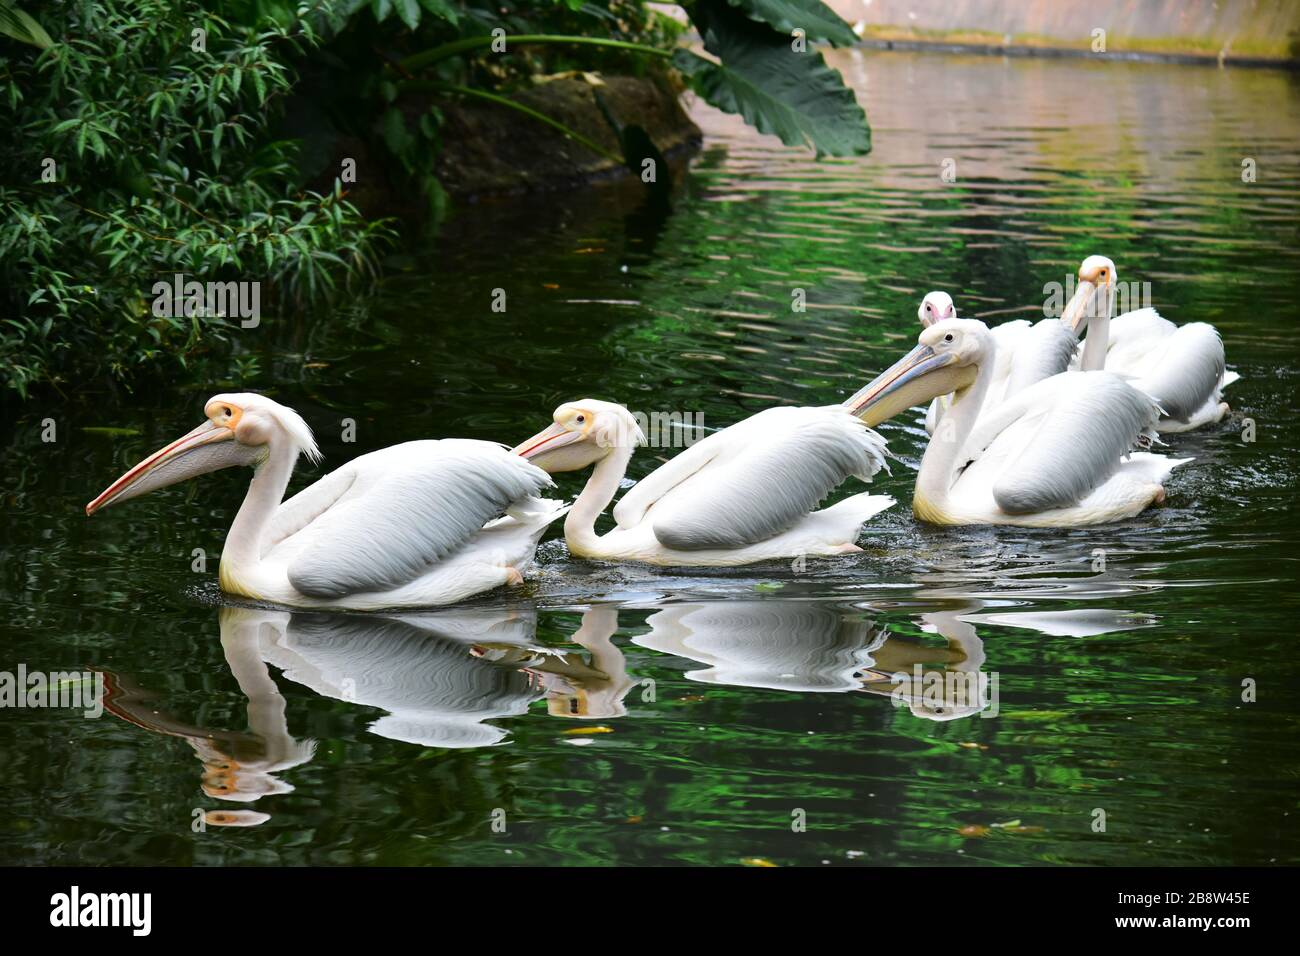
[0,1,53,48]
[677,0,870,157]
[724,0,859,47]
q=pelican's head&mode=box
[86,393,320,516]
[845,318,989,426]
[1061,255,1116,335]
[918,291,956,327]
[512,399,645,473]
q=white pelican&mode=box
[1063,256,1235,432]
[845,318,1191,526]
[512,399,894,565]
[86,393,563,609]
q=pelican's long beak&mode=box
[512,423,583,461]
[86,419,245,516]
[1061,276,1113,335]
[844,344,965,427]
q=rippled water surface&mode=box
[3,50,1299,866]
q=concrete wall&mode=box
[828,0,1300,61]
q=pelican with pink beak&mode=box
[512,398,893,565]
[845,318,1191,526]
[86,393,563,609]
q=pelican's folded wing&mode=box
[1132,322,1225,422]
[983,372,1159,515]
[647,406,888,550]
[1002,319,1078,397]
[285,440,554,599]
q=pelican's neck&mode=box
[1078,293,1111,371]
[565,446,634,554]
[916,356,993,513]
[224,441,298,569]
[220,610,293,743]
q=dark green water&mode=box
[3,50,1299,866]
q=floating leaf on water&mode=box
[81,426,142,436]
[1004,710,1069,721]
[562,725,614,735]
[990,820,1022,829]
[753,582,784,592]
[678,694,707,702]
[741,857,778,867]
[958,742,989,750]
[957,825,990,838]
[624,815,643,824]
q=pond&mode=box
[2,48,1298,866]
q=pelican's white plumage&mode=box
[1050,255,1236,432]
[1082,307,1234,431]
[87,393,563,609]
[847,319,1190,526]
[514,400,894,565]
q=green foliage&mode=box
[0,1,51,48]
[720,0,859,47]
[376,0,869,206]
[0,0,871,400]
[676,0,870,157]
[0,1,393,399]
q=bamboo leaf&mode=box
[0,2,54,49]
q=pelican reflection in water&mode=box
[98,605,635,825]
[636,600,996,721]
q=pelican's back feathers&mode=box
[647,406,888,551]
[963,372,1160,515]
[284,440,554,599]
[1002,319,1078,398]
[1131,322,1226,423]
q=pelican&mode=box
[86,393,563,609]
[845,318,1191,526]
[1063,256,1235,432]
[512,399,893,565]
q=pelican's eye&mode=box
[944,333,954,342]
[576,415,586,424]
[221,406,232,417]
[925,304,932,312]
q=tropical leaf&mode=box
[418,0,458,24]
[0,1,53,49]
[677,0,870,157]
[394,0,420,30]
[724,0,858,47]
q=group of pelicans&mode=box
[86,255,1235,611]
